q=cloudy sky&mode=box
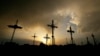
[0,0,100,45]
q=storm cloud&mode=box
[0,0,100,45]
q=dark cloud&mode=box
[77,0,100,44]
[0,0,71,44]
[78,0,100,33]
[0,0,100,45]
[79,11,100,33]
[0,0,72,37]
[0,0,70,31]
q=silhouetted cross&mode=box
[32,33,37,45]
[67,26,74,44]
[8,19,22,42]
[48,20,58,45]
[44,34,50,45]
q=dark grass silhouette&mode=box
[0,42,100,55]
[0,42,100,49]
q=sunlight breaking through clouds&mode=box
[0,0,100,45]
